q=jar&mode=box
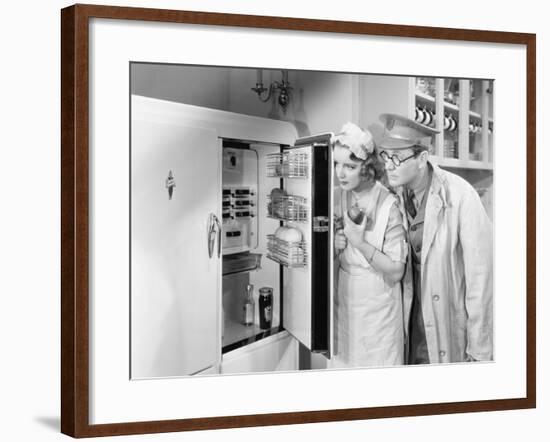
[258,287,273,330]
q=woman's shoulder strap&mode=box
[378,185,398,222]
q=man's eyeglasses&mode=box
[379,150,419,167]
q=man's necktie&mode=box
[405,190,417,219]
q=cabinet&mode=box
[358,75,494,219]
[412,77,493,169]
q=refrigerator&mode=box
[130,95,334,379]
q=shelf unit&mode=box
[410,77,493,168]
[357,74,494,219]
[429,156,493,171]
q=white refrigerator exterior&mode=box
[131,117,222,378]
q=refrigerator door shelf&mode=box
[266,151,309,179]
[267,194,308,222]
[266,235,307,268]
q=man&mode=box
[377,113,493,364]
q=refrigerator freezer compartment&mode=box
[222,185,257,224]
[266,151,309,178]
[267,194,308,222]
[266,235,307,267]
[222,252,262,276]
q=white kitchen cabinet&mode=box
[359,75,493,169]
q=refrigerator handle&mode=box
[213,214,222,258]
[207,213,217,258]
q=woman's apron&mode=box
[329,185,404,368]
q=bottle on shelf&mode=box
[259,287,273,330]
[243,283,254,326]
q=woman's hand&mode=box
[334,229,347,251]
[343,210,369,248]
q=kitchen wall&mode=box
[358,74,412,142]
[291,70,357,136]
[228,68,357,136]
[131,63,357,137]
[131,63,231,110]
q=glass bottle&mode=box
[243,284,254,326]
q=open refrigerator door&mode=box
[266,134,334,357]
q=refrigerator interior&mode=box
[221,142,313,353]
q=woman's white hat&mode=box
[331,122,374,160]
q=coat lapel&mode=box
[421,165,447,273]
[395,189,409,230]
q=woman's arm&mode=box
[355,241,405,284]
[343,200,407,284]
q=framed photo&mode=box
[61,4,536,438]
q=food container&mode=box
[258,287,273,330]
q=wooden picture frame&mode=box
[61,3,536,437]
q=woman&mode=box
[329,122,408,368]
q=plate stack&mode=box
[444,139,458,159]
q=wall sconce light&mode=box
[251,69,292,113]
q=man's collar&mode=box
[407,162,433,196]
[392,161,446,203]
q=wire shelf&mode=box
[266,235,307,268]
[266,152,309,179]
[267,195,308,222]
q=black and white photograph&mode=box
[130,64,494,378]
[54,2,535,439]
[2,0,545,439]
